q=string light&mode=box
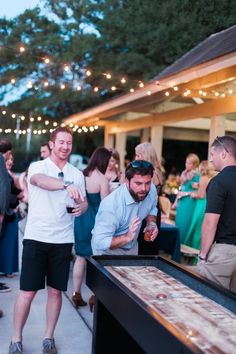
[0,122,99,136]
[3,42,235,100]
[27,81,33,89]
[1,43,235,138]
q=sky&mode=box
[0,0,42,18]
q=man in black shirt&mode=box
[198,135,236,293]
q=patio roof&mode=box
[64,25,236,132]
[155,25,236,80]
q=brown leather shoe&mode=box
[72,292,87,307]
[88,295,95,312]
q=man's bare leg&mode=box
[11,290,37,342]
[44,286,62,339]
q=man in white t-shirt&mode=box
[9,127,88,354]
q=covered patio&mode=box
[64,25,236,168]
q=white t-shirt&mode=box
[24,158,85,244]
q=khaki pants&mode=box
[197,243,236,293]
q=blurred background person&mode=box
[40,142,50,159]
[0,152,11,299]
[0,140,22,278]
[135,142,163,255]
[0,152,10,233]
[185,160,215,250]
[105,148,121,192]
[162,168,180,203]
[72,147,111,308]
[18,167,29,271]
[174,153,200,244]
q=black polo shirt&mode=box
[206,165,236,245]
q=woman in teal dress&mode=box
[174,153,200,244]
[72,147,111,308]
[185,160,214,249]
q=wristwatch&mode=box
[63,181,73,189]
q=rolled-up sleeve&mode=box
[149,183,158,216]
[91,203,119,255]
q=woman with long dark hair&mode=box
[72,147,111,307]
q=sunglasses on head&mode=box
[215,136,229,153]
[58,171,64,179]
[128,160,152,168]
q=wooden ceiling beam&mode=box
[106,95,236,133]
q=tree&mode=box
[0,6,101,120]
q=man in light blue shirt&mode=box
[91,160,158,255]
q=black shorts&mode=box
[20,239,73,291]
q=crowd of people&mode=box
[0,130,236,354]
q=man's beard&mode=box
[129,187,148,202]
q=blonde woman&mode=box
[185,160,214,249]
[105,148,121,192]
[135,142,163,255]
[135,142,163,189]
[175,153,200,244]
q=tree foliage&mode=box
[1,0,236,119]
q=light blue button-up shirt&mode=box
[91,183,157,255]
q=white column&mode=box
[140,128,150,143]
[209,116,226,155]
[115,132,126,170]
[150,126,163,161]
[104,127,114,149]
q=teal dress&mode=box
[74,192,101,257]
[185,198,206,249]
[175,174,200,244]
